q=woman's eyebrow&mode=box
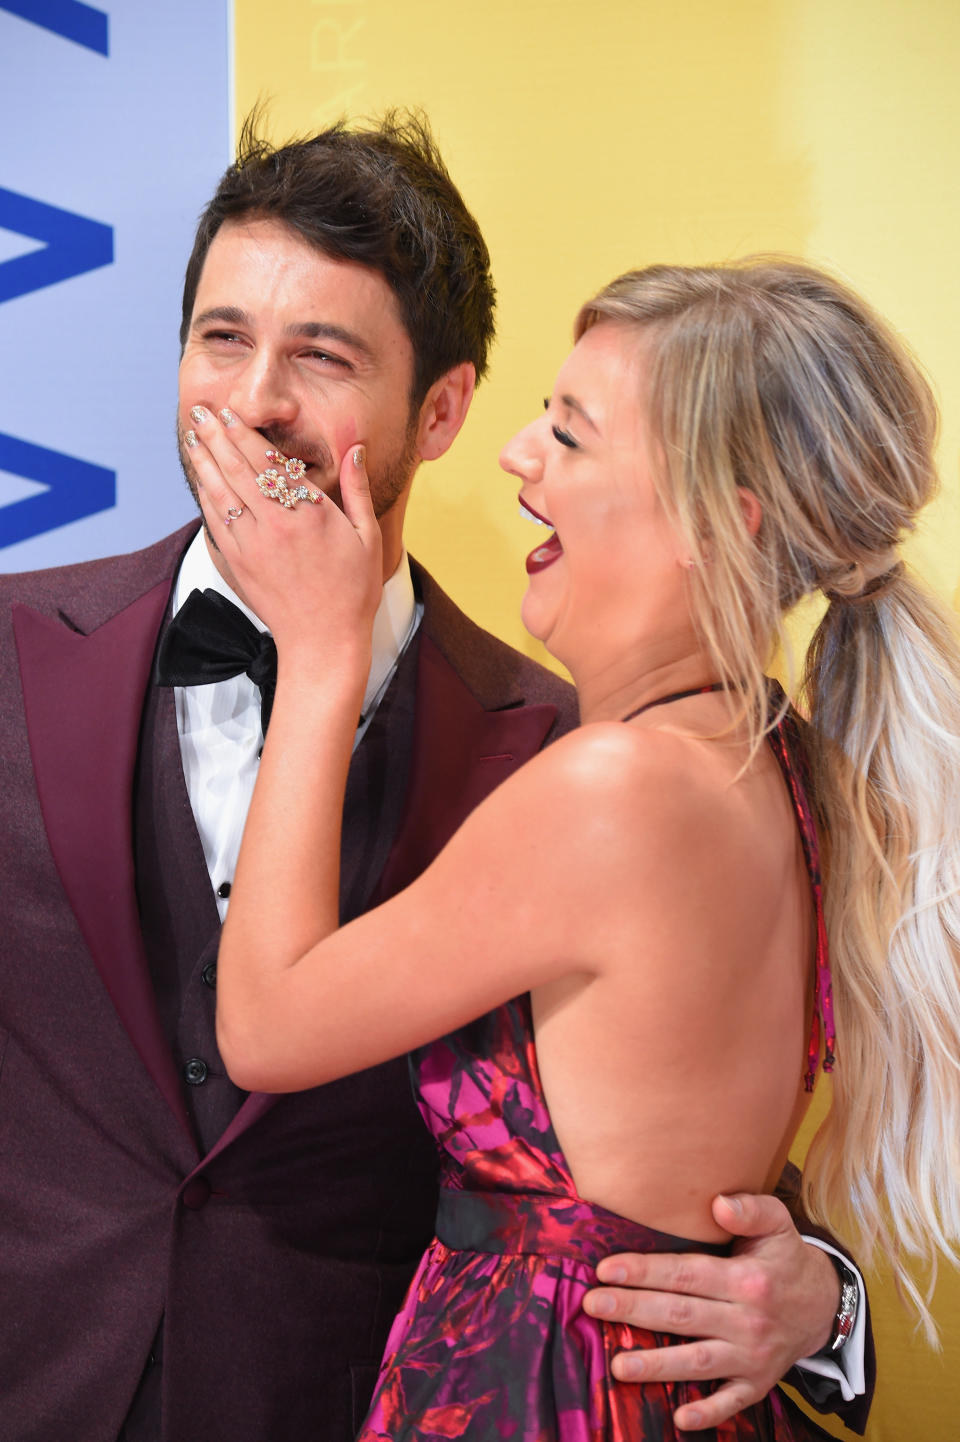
[559,393,599,432]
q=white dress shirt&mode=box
[171,529,420,920]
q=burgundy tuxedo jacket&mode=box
[0,522,577,1442]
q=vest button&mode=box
[181,1175,212,1210]
[216,880,232,899]
[201,961,218,989]
[184,1057,208,1086]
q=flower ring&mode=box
[265,448,308,483]
[256,467,322,508]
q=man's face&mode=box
[178,217,421,553]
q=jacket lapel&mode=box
[13,585,194,1140]
[373,633,557,902]
[339,631,419,921]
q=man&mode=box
[0,113,868,1441]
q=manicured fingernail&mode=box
[599,1263,627,1284]
[719,1193,742,1215]
[684,1409,702,1427]
[190,405,210,425]
[353,445,365,468]
[618,1354,645,1379]
[184,429,199,449]
[586,1293,615,1317]
[219,407,237,426]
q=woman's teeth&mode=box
[518,496,552,526]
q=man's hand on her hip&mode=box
[583,1192,841,1432]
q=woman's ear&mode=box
[737,487,763,537]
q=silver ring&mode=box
[224,505,244,526]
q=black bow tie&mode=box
[155,588,278,734]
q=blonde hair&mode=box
[577,258,960,1331]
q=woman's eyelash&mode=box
[543,397,578,448]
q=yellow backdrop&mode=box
[235,2,960,1435]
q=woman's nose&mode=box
[499,419,543,482]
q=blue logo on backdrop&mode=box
[0,188,113,304]
[0,434,115,548]
[0,0,108,55]
[0,0,115,549]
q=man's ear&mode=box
[737,487,762,537]
[414,362,476,462]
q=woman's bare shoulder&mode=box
[527,719,729,807]
[495,720,732,870]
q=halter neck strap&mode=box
[620,682,727,724]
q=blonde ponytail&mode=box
[803,570,960,1331]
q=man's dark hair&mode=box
[180,109,496,405]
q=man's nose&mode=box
[227,353,298,430]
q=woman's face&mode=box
[499,322,691,670]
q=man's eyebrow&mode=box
[284,321,375,360]
[560,393,600,432]
[191,305,250,330]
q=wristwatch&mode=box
[823,1258,859,1354]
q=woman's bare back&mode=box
[530,704,816,1242]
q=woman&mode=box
[189,259,960,1439]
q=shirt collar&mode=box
[173,528,418,714]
